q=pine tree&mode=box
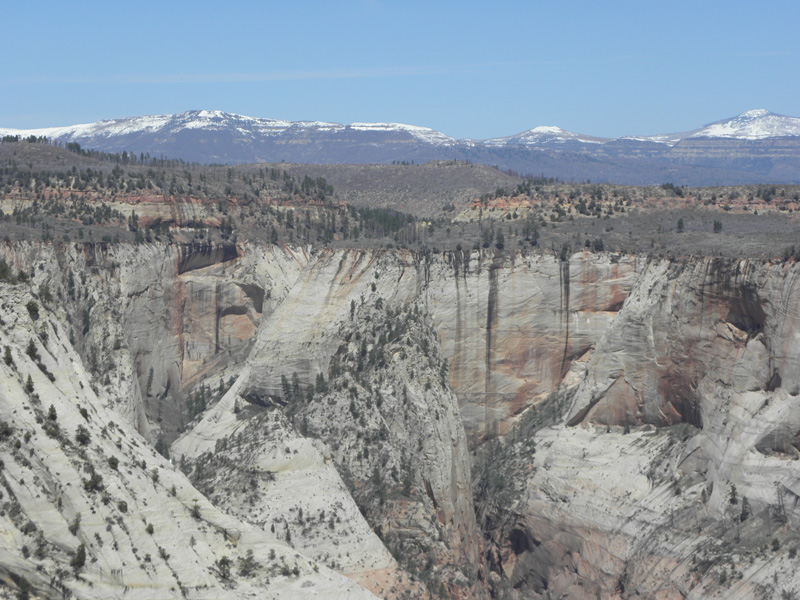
[291,372,300,400]
[71,544,86,570]
[740,496,751,522]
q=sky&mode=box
[2,0,798,140]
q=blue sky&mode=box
[2,0,798,139]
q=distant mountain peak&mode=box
[738,108,771,118]
[193,109,227,118]
[529,126,568,134]
[690,109,800,140]
[0,110,461,147]
[484,125,607,147]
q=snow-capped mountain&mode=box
[0,110,457,152]
[3,108,799,154]
[4,110,462,165]
[484,126,608,147]
[2,109,799,184]
[688,109,800,140]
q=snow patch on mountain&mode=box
[484,125,607,147]
[350,122,457,144]
[0,115,177,141]
[690,109,800,140]
[619,130,699,146]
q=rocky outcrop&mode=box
[177,242,239,274]
[293,299,485,597]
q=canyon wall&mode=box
[479,257,800,599]
[4,242,800,598]
[240,248,639,444]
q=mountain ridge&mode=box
[4,108,799,146]
[2,109,800,184]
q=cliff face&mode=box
[426,251,637,444]
[0,241,309,445]
[667,137,800,177]
[118,242,307,443]
[241,249,638,445]
[478,257,800,599]
[566,257,798,429]
[4,242,800,599]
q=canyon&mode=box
[2,239,800,598]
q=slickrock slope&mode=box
[170,370,424,599]
[0,266,375,599]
